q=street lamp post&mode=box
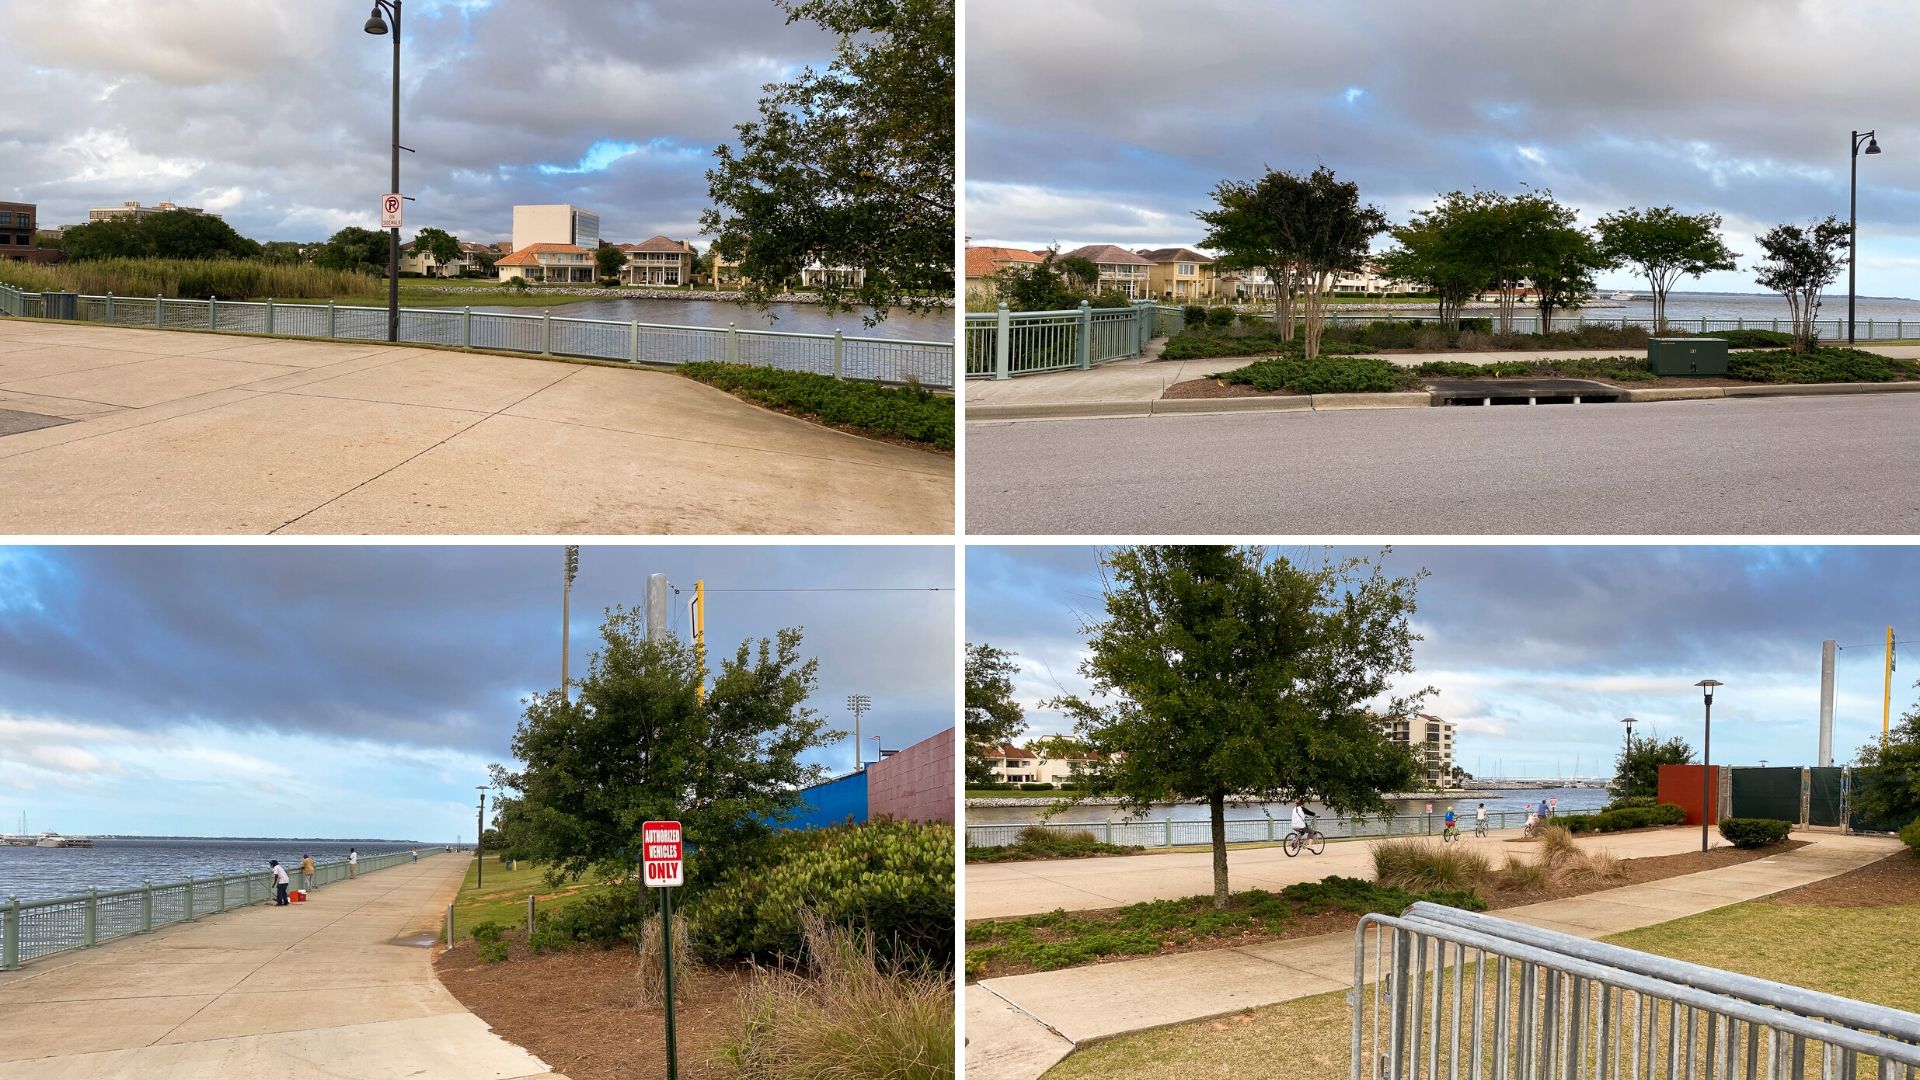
[1849,129,1881,345]
[364,2,403,343]
[1695,680,1721,852]
[475,785,487,888]
[1620,716,1636,758]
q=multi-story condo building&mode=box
[510,204,599,252]
[617,236,697,286]
[87,200,215,223]
[1058,244,1153,299]
[1136,247,1218,301]
[1386,713,1457,787]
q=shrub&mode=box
[1719,818,1792,849]
[1715,329,1795,349]
[633,911,692,1006]
[468,921,507,945]
[676,363,953,451]
[1565,803,1687,834]
[477,939,511,963]
[721,914,953,1080]
[1371,837,1492,891]
[691,819,954,971]
[1181,304,1207,327]
[970,781,1009,791]
[1206,306,1235,327]
[1538,825,1579,865]
[1459,317,1493,333]
[1017,782,1055,792]
[1604,795,1659,812]
[1214,356,1421,395]
[1727,348,1920,385]
[1280,875,1486,915]
[1564,849,1627,887]
[965,825,1141,863]
[1900,819,1920,854]
[1500,856,1552,892]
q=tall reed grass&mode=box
[1371,837,1492,890]
[0,258,379,300]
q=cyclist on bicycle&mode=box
[1475,803,1488,835]
[1525,803,1540,836]
[1442,805,1458,840]
[1290,799,1316,836]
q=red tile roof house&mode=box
[616,235,698,286]
[493,242,596,284]
[1058,243,1153,299]
[964,245,1044,299]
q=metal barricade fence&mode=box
[2,848,438,969]
[0,284,953,389]
[964,808,1590,848]
[1352,903,1920,1080]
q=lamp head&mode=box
[1865,136,1882,155]
[1695,679,1722,702]
[364,6,389,34]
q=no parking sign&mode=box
[380,193,403,229]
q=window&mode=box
[13,213,27,227]
[1178,262,1195,275]
[13,235,26,245]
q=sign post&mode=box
[643,820,683,1080]
[380,193,404,230]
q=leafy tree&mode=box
[314,227,391,275]
[1197,173,1306,341]
[1594,206,1738,332]
[965,642,1026,786]
[595,242,629,280]
[1751,215,1850,354]
[412,227,462,272]
[1526,220,1610,331]
[1377,194,1492,330]
[258,241,311,264]
[490,606,839,888]
[1608,733,1694,801]
[1054,546,1428,907]
[1851,699,1920,831]
[467,248,498,278]
[989,249,1128,312]
[702,0,953,322]
[60,211,261,262]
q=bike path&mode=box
[0,852,563,1080]
[964,832,1903,1080]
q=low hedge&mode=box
[676,362,954,450]
[1213,356,1421,394]
[1718,818,1792,849]
[1713,328,1796,349]
[1900,819,1920,854]
[1604,795,1659,812]
[1564,802,1686,834]
[1725,348,1920,385]
[1017,782,1055,792]
[1181,304,1207,327]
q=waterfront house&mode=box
[800,262,866,288]
[493,242,596,283]
[617,235,698,286]
[1136,246,1217,301]
[964,245,1044,300]
[1058,244,1153,299]
[399,239,498,278]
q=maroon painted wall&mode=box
[866,726,953,823]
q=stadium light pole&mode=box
[1695,680,1721,851]
[1849,129,1880,344]
[847,694,871,772]
[363,1,403,342]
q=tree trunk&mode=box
[1652,283,1666,335]
[1209,789,1229,909]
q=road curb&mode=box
[1311,391,1432,410]
[968,401,1152,420]
[1721,381,1920,397]
[1152,396,1311,414]
[1620,387,1726,402]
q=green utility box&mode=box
[1647,337,1728,376]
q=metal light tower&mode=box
[1848,129,1881,344]
[1695,680,1721,852]
[475,785,488,888]
[561,546,579,702]
[847,694,872,772]
[362,2,404,342]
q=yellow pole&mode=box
[1885,625,1896,745]
[693,580,706,705]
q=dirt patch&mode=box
[1761,847,1920,907]
[435,935,749,1080]
[1162,378,1302,399]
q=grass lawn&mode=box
[450,857,611,938]
[1039,852,1920,1080]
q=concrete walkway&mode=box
[964,832,1903,1080]
[0,320,951,534]
[964,343,1920,418]
[969,824,1721,920]
[0,853,562,1080]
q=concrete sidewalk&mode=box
[968,824,1720,920]
[0,320,951,534]
[0,853,562,1080]
[964,832,1902,1080]
[964,343,1920,419]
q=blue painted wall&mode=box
[778,771,868,830]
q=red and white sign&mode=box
[1424,802,1433,814]
[642,820,683,888]
[380,193,404,229]
[1549,797,1558,808]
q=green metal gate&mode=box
[1807,766,1847,827]
[1728,766,1803,822]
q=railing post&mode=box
[141,880,153,932]
[833,329,845,379]
[265,298,274,335]
[85,888,97,946]
[156,294,164,328]
[1164,819,1173,847]
[726,322,738,364]
[994,303,1011,380]
[1077,301,1092,369]
[328,301,337,339]
[543,309,552,355]
[209,295,218,331]
[463,306,472,349]
[184,876,194,921]
[219,875,227,911]
[527,893,536,935]
[2,895,15,970]
[630,318,640,362]
[106,292,114,322]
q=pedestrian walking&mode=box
[347,847,358,879]
[270,860,291,906]
[409,849,418,863]
[299,854,315,891]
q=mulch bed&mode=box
[1161,378,1303,399]
[434,934,751,1080]
[1160,373,1917,399]
[1762,846,1920,907]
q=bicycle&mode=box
[1474,818,1489,839]
[1283,826,1325,857]
[1441,822,1461,843]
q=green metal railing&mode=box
[964,808,1597,848]
[0,283,954,389]
[964,301,1161,378]
[1317,311,1916,339]
[1,848,436,970]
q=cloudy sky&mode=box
[0,545,953,841]
[0,0,833,246]
[967,0,1920,297]
[969,546,1917,778]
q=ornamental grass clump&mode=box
[1371,837,1491,891]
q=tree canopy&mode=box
[60,211,261,262]
[314,227,391,275]
[702,0,953,322]
[1055,546,1427,907]
[1594,206,1738,331]
[1851,699,1920,831]
[988,249,1130,312]
[412,227,462,270]
[490,607,838,888]
[1609,733,1694,801]
[1752,215,1850,354]
[965,642,1027,786]
[594,242,629,280]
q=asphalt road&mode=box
[966,394,1920,534]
